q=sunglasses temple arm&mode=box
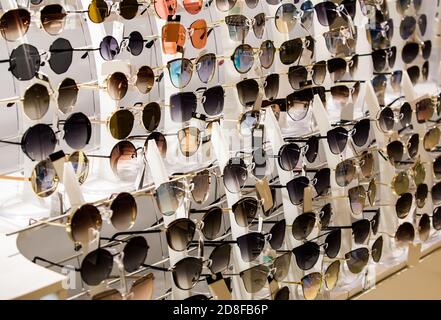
[0,140,21,146]
[281,281,302,285]
[0,59,9,64]
[108,230,162,242]
[322,226,352,230]
[32,256,80,271]
[141,264,169,272]
[0,175,30,182]
[87,155,110,159]
[66,10,88,13]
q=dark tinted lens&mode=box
[240,264,269,293]
[264,73,279,100]
[418,14,427,36]
[141,102,161,132]
[269,219,286,250]
[433,207,441,230]
[352,219,371,244]
[372,75,387,106]
[22,124,56,161]
[312,61,327,85]
[167,218,195,251]
[107,72,128,100]
[286,176,309,205]
[327,58,347,81]
[345,248,369,273]
[253,13,265,38]
[314,1,337,26]
[169,92,197,122]
[279,38,303,65]
[63,112,91,149]
[196,53,216,83]
[223,158,248,193]
[396,192,413,218]
[371,211,380,235]
[203,86,224,116]
[305,136,319,163]
[237,232,265,262]
[58,78,79,114]
[274,286,290,300]
[371,236,383,263]
[400,16,416,40]
[402,42,419,64]
[278,143,300,171]
[40,4,66,35]
[259,40,276,69]
[395,222,415,245]
[136,66,155,94]
[335,159,356,187]
[353,119,370,147]
[424,128,441,151]
[23,83,50,120]
[100,36,120,61]
[232,44,254,73]
[209,244,231,274]
[288,66,307,90]
[400,102,412,128]
[88,0,109,23]
[327,127,348,154]
[434,156,441,179]
[422,61,429,81]
[292,241,320,270]
[432,182,441,204]
[286,89,312,121]
[0,8,30,41]
[127,31,144,56]
[348,185,366,215]
[172,257,202,290]
[422,41,432,60]
[225,15,249,42]
[325,229,341,258]
[123,236,148,272]
[10,43,41,80]
[292,212,316,240]
[371,49,387,72]
[407,66,420,85]
[110,192,137,230]
[191,170,210,204]
[387,140,404,164]
[314,168,330,196]
[378,107,395,132]
[416,98,434,123]
[108,109,134,140]
[232,197,258,227]
[418,213,431,242]
[119,0,139,19]
[407,133,419,159]
[319,204,332,229]
[80,248,113,285]
[236,79,259,107]
[396,0,411,13]
[201,207,222,240]
[391,70,403,92]
[70,204,102,244]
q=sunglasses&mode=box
[224,13,266,41]
[222,157,255,193]
[214,0,261,11]
[372,72,403,105]
[416,207,441,240]
[314,0,356,26]
[423,127,441,151]
[407,62,430,85]
[358,46,397,73]
[344,236,383,273]
[386,134,420,166]
[270,3,310,34]
[235,74,279,107]
[0,152,88,198]
[366,18,394,49]
[92,273,154,300]
[433,155,441,180]
[323,25,357,56]
[347,180,377,215]
[399,14,427,40]
[290,204,334,240]
[394,222,416,245]
[325,118,371,155]
[335,152,375,187]
[402,40,431,64]
[283,135,320,164]
[396,0,422,14]
[87,0,147,23]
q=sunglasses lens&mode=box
[188,19,208,49]
[372,49,387,72]
[109,141,138,181]
[393,172,410,195]
[225,15,249,42]
[335,160,356,187]
[253,13,265,38]
[67,151,90,184]
[275,3,298,33]
[345,248,369,274]
[324,260,340,290]
[314,168,330,196]
[274,286,290,300]
[408,133,419,159]
[353,119,370,147]
[191,170,210,204]
[144,131,167,158]
[81,248,113,285]
[264,73,279,100]
[378,107,395,132]
[10,43,41,80]
[107,72,128,100]
[319,203,332,229]
[140,102,161,132]
[22,83,50,120]
[424,128,440,151]
[279,38,303,65]
[371,236,383,263]
[269,219,286,250]
[407,66,420,85]
[134,66,154,94]
[178,127,200,157]
[327,127,348,154]
[216,0,236,11]
[237,232,265,262]
[162,23,185,54]
[30,159,58,197]
[278,143,300,171]
[352,219,371,244]
[402,42,419,64]
[368,179,377,207]
[259,40,276,69]
[127,31,144,56]
[70,204,102,245]
[399,102,412,127]
[312,61,327,85]
[314,1,336,26]
[434,157,441,179]
[391,70,403,92]
[100,36,120,61]
[168,58,192,89]
[241,264,269,293]
[196,53,216,83]
[416,98,434,123]
[327,58,347,81]
[293,241,320,270]
[173,257,202,290]
[432,182,441,204]
[167,218,195,251]
[209,244,231,274]
[395,222,415,245]
[330,85,351,105]
[154,0,177,19]
[273,252,292,281]
[422,61,429,81]
[108,109,134,140]
[232,44,254,73]
[41,4,67,35]
[63,112,91,149]
[433,207,441,230]
[48,38,73,74]
[286,89,313,121]
[119,0,138,19]
[349,186,366,215]
[387,140,404,164]
[400,16,416,40]
[324,229,341,258]
[88,0,109,23]
[300,272,322,300]
[155,180,185,215]
[286,176,309,205]
[396,192,413,218]
[415,183,428,209]
[422,41,432,60]
[201,207,222,240]
[418,213,431,242]
[305,136,319,163]
[110,192,137,230]
[288,66,307,90]
[183,0,203,14]
[169,92,197,123]
[202,86,224,116]
[292,212,316,240]
[232,197,258,227]
[131,273,154,300]
[0,8,30,40]
[58,78,79,114]
[23,124,56,161]
[123,236,148,272]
